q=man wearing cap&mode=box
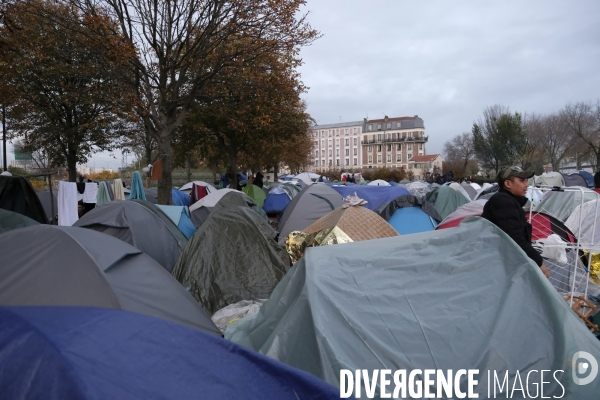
[481,166,551,278]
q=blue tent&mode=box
[387,207,438,234]
[156,205,197,239]
[0,307,339,400]
[330,185,410,211]
[263,188,291,214]
[579,170,594,188]
[171,189,191,206]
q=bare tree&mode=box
[561,101,600,172]
[74,0,319,203]
[526,112,571,172]
[443,132,475,173]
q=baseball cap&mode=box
[497,166,534,184]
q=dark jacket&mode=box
[252,172,264,189]
[481,186,544,266]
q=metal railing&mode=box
[361,136,428,144]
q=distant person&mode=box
[253,172,264,188]
[594,171,600,194]
[77,200,86,218]
[481,166,550,278]
[342,174,347,182]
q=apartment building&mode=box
[309,121,364,170]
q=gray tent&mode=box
[0,208,40,234]
[74,200,188,272]
[460,182,478,199]
[172,192,289,314]
[425,185,470,220]
[0,175,48,224]
[36,190,58,223]
[277,184,343,245]
[562,172,589,188]
[227,218,600,397]
[0,225,219,335]
[144,187,158,203]
[190,191,266,229]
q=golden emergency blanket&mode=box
[583,250,600,283]
[285,227,353,264]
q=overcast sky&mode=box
[298,0,600,155]
[2,0,599,170]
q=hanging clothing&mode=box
[58,181,78,226]
[113,179,125,200]
[129,171,146,200]
[190,184,208,204]
[152,159,163,181]
[97,182,111,206]
[83,183,98,204]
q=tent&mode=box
[0,208,40,234]
[578,170,594,188]
[0,175,48,224]
[189,189,267,228]
[525,186,544,210]
[36,190,57,223]
[172,192,289,314]
[367,179,390,186]
[329,185,410,211]
[474,182,499,200]
[178,180,217,194]
[0,225,218,334]
[143,187,189,205]
[562,172,589,188]
[469,182,482,190]
[73,200,188,272]
[425,185,470,220]
[294,172,320,185]
[268,182,300,199]
[0,307,339,400]
[263,187,291,215]
[530,172,565,187]
[155,205,197,239]
[566,199,600,250]
[226,218,600,398]
[448,182,472,201]
[277,185,344,245]
[460,182,478,200]
[375,195,441,235]
[437,199,487,230]
[243,184,267,207]
[536,188,598,222]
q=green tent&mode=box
[172,192,289,314]
[425,185,470,220]
[0,208,40,234]
[243,184,267,207]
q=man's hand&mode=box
[540,264,551,279]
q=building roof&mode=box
[312,121,363,130]
[366,116,420,123]
[408,154,441,162]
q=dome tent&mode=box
[0,208,40,234]
[0,225,218,335]
[0,307,339,400]
[172,192,289,314]
[74,200,188,272]
[0,175,48,224]
[426,185,470,220]
[375,194,441,235]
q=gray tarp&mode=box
[278,184,343,245]
[227,217,600,398]
[74,200,187,272]
[172,193,289,314]
[425,185,470,220]
[0,225,219,335]
[0,208,40,234]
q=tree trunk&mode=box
[48,173,55,224]
[67,149,77,182]
[157,136,173,205]
[229,153,238,190]
[273,163,279,180]
[596,152,600,173]
[185,153,192,183]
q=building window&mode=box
[408,144,413,150]
[408,153,412,160]
[322,159,325,165]
[329,150,332,157]
[387,154,392,162]
[397,144,402,151]
[377,145,382,152]
[345,139,349,146]
[377,155,382,163]
[315,150,318,156]
[353,158,357,165]
[396,122,402,129]
[336,159,340,166]
[336,149,339,156]
[377,134,382,141]
[368,124,372,131]
[345,158,349,166]
[368,146,373,152]
[353,138,357,145]
[345,149,349,156]
[321,150,325,156]
[386,123,391,129]
[368,155,373,164]
[387,144,392,151]
[315,160,319,166]
[321,140,324,146]
[408,131,412,137]
[419,143,423,150]
[396,154,401,162]
[353,128,357,134]
[377,123,382,130]
[353,148,357,155]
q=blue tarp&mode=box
[387,206,438,235]
[171,189,191,206]
[263,192,291,214]
[579,170,594,188]
[330,185,411,211]
[0,307,339,400]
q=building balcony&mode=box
[361,136,428,144]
